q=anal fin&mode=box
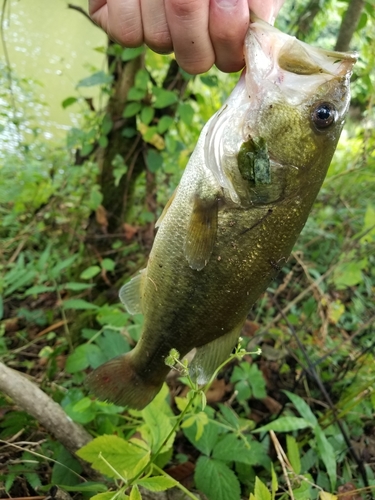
[189,326,242,385]
[184,194,218,271]
[119,268,147,315]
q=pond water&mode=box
[0,0,106,136]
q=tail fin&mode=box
[85,353,162,410]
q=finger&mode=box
[107,0,144,47]
[165,0,214,74]
[209,0,249,73]
[89,0,108,31]
[250,0,285,24]
[140,0,173,53]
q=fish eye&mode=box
[312,102,336,129]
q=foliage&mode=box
[1,1,375,500]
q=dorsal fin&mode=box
[119,269,147,315]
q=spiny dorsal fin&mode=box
[184,194,218,271]
[189,326,242,384]
[155,188,177,229]
[119,268,147,315]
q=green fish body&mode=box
[87,17,356,409]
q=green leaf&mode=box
[128,87,146,101]
[99,135,109,148]
[89,189,103,210]
[135,68,150,90]
[253,476,272,500]
[200,75,218,87]
[24,285,55,296]
[63,299,98,310]
[314,426,336,490]
[77,435,150,480]
[284,391,318,427]
[212,434,251,464]
[90,493,118,500]
[62,282,93,291]
[62,96,77,109]
[253,417,313,434]
[146,149,163,173]
[157,115,174,134]
[178,102,194,126]
[51,255,78,275]
[271,464,278,500]
[51,446,82,486]
[80,265,101,280]
[122,127,137,138]
[123,102,142,118]
[153,89,178,109]
[0,295,3,320]
[218,403,239,430]
[95,330,130,361]
[121,46,144,61]
[49,483,108,493]
[130,485,142,500]
[286,435,301,474]
[214,434,268,467]
[77,71,112,88]
[137,475,177,491]
[141,106,154,125]
[101,258,115,272]
[66,344,97,373]
[183,416,219,455]
[101,114,113,135]
[195,456,241,500]
[140,402,175,453]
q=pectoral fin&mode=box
[184,194,218,271]
[119,268,147,314]
[155,188,177,228]
[189,326,242,384]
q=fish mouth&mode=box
[246,14,357,102]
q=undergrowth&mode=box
[1,6,375,500]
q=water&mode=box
[0,0,106,136]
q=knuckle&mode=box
[110,24,143,47]
[170,0,202,18]
[145,30,173,53]
[177,55,214,75]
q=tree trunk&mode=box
[335,0,365,51]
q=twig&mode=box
[269,430,295,499]
[259,263,336,334]
[67,3,97,26]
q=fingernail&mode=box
[215,0,239,10]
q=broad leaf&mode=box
[77,435,150,480]
[137,475,177,491]
[195,457,241,500]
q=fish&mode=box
[86,16,356,410]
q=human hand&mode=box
[89,0,285,74]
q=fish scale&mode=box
[86,16,357,409]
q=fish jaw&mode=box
[245,15,357,106]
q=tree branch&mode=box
[0,362,100,479]
[335,0,365,52]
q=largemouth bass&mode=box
[87,17,356,409]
